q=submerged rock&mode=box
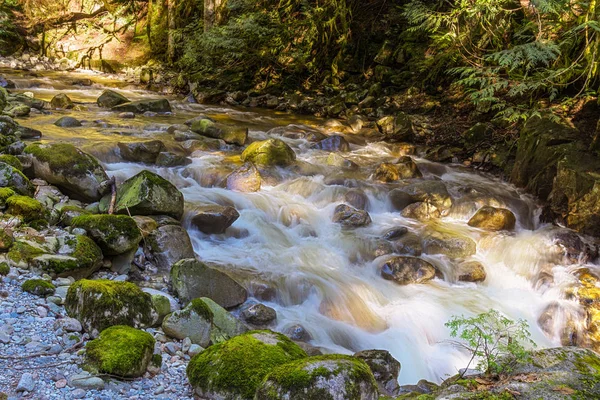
[241,139,296,167]
[190,205,240,234]
[226,163,261,192]
[311,135,350,152]
[380,256,439,285]
[54,116,82,127]
[456,261,486,283]
[332,204,372,228]
[97,89,129,108]
[468,205,516,231]
[423,230,477,259]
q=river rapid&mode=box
[2,67,596,386]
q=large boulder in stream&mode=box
[170,258,248,308]
[423,230,476,259]
[71,214,142,256]
[97,89,130,108]
[468,205,516,231]
[190,205,240,234]
[24,143,109,202]
[332,204,372,228]
[111,98,172,114]
[117,140,166,163]
[50,93,74,109]
[190,119,248,146]
[380,256,439,285]
[241,138,296,167]
[400,180,453,211]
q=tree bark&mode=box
[147,0,153,49]
[167,0,175,62]
[204,0,224,32]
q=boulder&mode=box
[354,349,401,396]
[155,152,191,167]
[190,205,240,234]
[423,230,477,259]
[383,227,408,241]
[255,355,378,400]
[22,279,55,296]
[112,98,171,114]
[345,189,369,211]
[241,304,277,326]
[241,139,296,167]
[190,119,247,146]
[0,162,34,195]
[400,180,453,211]
[327,153,359,170]
[311,135,350,152]
[162,299,213,347]
[198,296,248,344]
[388,189,417,211]
[373,163,402,183]
[50,94,74,109]
[468,206,516,231]
[97,90,129,108]
[65,279,158,337]
[332,204,372,228]
[31,235,103,279]
[24,143,109,202]
[54,116,82,127]
[86,325,155,378]
[118,140,166,164]
[380,256,439,285]
[395,156,422,179]
[6,195,45,221]
[376,112,414,142]
[4,102,30,117]
[186,330,307,400]
[226,163,261,192]
[71,215,142,256]
[456,261,486,283]
[146,224,195,269]
[170,258,248,308]
[401,202,440,221]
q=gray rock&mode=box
[16,373,35,392]
[69,373,105,390]
[147,224,195,269]
[162,301,212,347]
[241,303,277,326]
[355,349,401,395]
[332,204,372,228]
[54,116,82,128]
[190,205,240,234]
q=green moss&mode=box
[35,235,103,275]
[71,214,142,255]
[0,162,33,196]
[71,235,103,269]
[0,155,22,171]
[24,143,99,177]
[86,325,155,378]
[27,219,49,230]
[188,298,214,322]
[152,353,163,368]
[7,240,47,264]
[0,262,10,276]
[0,187,15,203]
[22,279,55,296]
[186,330,307,399]
[6,195,46,221]
[152,294,172,320]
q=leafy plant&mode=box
[445,309,536,376]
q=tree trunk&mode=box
[147,0,153,49]
[204,0,224,32]
[167,0,175,62]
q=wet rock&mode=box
[112,98,172,114]
[388,189,417,211]
[118,111,135,119]
[162,299,213,347]
[69,373,105,390]
[401,202,441,221]
[395,156,422,179]
[456,261,486,283]
[255,355,378,400]
[155,152,191,167]
[401,180,453,211]
[311,135,350,152]
[383,227,408,241]
[226,163,261,192]
[170,258,248,308]
[200,297,248,344]
[16,125,42,139]
[332,204,372,228]
[551,229,598,264]
[283,324,312,342]
[117,140,166,164]
[50,93,74,109]
[423,230,476,259]
[374,163,402,183]
[380,256,439,285]
[327,152,359,170]
[468,205,516,231]
[190,205,240,234]
[71,214,141,256]
[0,161,34,195]
[355,349,401,395]
[345,188,369,210]
[54,116,82,127]
[31,235,103,279]
[97,89,129,108]
[376,112,414,142]
[190,119,248,146]
[146,224,195,269]
[241,303,277,326]
[241,138,296,167]
[4,102,30,117]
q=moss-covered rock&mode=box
[65,279,158,337]
[31,235,103,279]
[97,89,130,108]
[85,325,155,378]
[255,354,378,400]
[186,330,307,399]
[108,170,184,220]
[0,87,7,112]
[7,240,48,267]
[24,143,109,202]
[162,298,214,347]
[468,206,516,231]
[241,139,296,167]
[0,228,13,251]
[58,205,91,226]
[190,119,248,146]
[22,279,55,296]
[0,187,15,207]
[0,162,34,196]
[0,262,9,276]
[6,195,46,221]
[112,98,172,114]
[71,214,142,256]
[376,112,414,142]
[200,297,249,344]
[0,154,22,171]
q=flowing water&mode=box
[2,68,597,385]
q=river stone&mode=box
[423,230,477,259]
[0,161,34,195]
[71,214,142,256]
[97,89,129,108]
[373,163,403,183]
[147,224,195,269]
[190,119,248,146]
[381,256,439,285]
[355,349,401,396]
[187,330,307,400]
[118,140,166,164]
[241,138,296,167]
[456,261,486,282]
[31,235,103,279]
[50,93,74,109]
[226,163,261,192]
[255,355,378,400]
[332,204,372,228]
[327,152,359,170]
[112,98,171,113]
[162,299,213,347]
[4,102,30,117]
[388,189,417,211]
[383,227,408,241]
[54,116,82,127]
[345,188,369,211]
[401,180,453,211]
[241,303,277,326]
[24,143,109,202]
[376,112,414,142]
[311,135,350,152]
[200,297,249,344]
[68,373,105,390]
[112,170,184,219]
[16,125,42,139]
[401,202,441,221]
[468,205,516,231]
[156,151,191,167]
[65,279,158,337]
[190,205,240,234]
[16,372,35,392]
[395,156,422,179]
[170,258,248,308]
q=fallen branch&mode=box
[108,176,117,215]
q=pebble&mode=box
[16,373,35,392]
[55,379,67,388]
[71,388,86,398]
[56,317,82,332]
[164,342,179,356]
[37,306,48,317]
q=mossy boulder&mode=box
[468,206,516,231]
[241,139,296,167]
[71,214,142,256]
[97,90,129,108]
[190,119,248,146]
[4,102,30,117]
[31,235,103,279]
[0,154,22,171]
[255,355,378,400]
[117,140,166,164]
[58,205,90,226]
[65,279,158,337]
[186,330,307,400]
[6,195,46,221]
[86,325,155,378]
[7,240,48,267]
[162,298,214,347]
[50,93,74,109]
[170,258,248,308]
[112,99,172,114]
[0,87,7,112]
[107,170,184,220]
[0,228,13,251]
[0,262,9,275]
[0,162,34,196]
[22,279,55,296]
[24,143,109,202]
[0,187,15,207]
[354,350,400,396]
[200,297,249,344]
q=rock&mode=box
[16,373,35,392]
[86,325,154,378]
[395,156,422,179]
[327,153,359,170]
[0,162,34,195]
[31,235,103,279]
[200,297,248,344]
[551,229,598,264]
[283,324,312,342]
[383,227,408,241]
[400,180,453,211]
[119,111,135,119]
[190,205,240,234]
[345,189,369,210]
[147,224,195,269]
[65,279,158,337]
[388,189,417,211]
[226,163,261,192]
[54,116,82,127]
[71,215,142,256]
[190,119,248,146]
[456,261,486,283]
[109,170,184,220]
[311,135,350,152]
[56,317,82,332]
[376,112,414,142]
[241,139,296,167]
[50,93,74,109]
[97,90,130,108]
[6,194,45,221]
[4,102,30,117]
[186,330,307,400]
[21,279,55,296]
[255,355,378,400]
[162,299,213,347]
[188,344,203,356]
[380,256,439,285]
[332,204,372,228]
[241,304,277,326]
[401,202,441,221]
[155,152,191,167]
[24,143,109,202]
[373,163,403,183]
[112,98,172,114]
[354,349,401,396]
[118,140,166,163]
[468,206,516,231]
[423,230,477,259]
[68,373,105,390]
[170,258,248,308]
